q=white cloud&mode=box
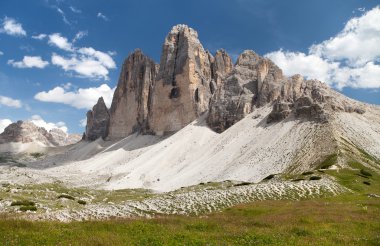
[55,7,70,25]
[8,56,49,69]
[51,50,116,80]
[29,115,68,133]
[32,34,47,40]
[69,6,82,14]
[0,51,3,56]
[0,95,22,108]
[62,82,72,90]
[0,119,12,133]
[47,33,116,79]
[265,6,380,89]
[310,6,380,67]
[34,84,115,109]
[48,33,73,51]
[79,118,87,127]
[72,30,88,43]
[0,17,26,37]
[97,12,109,21]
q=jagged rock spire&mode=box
[84,97,110,141]
[107,49,158,139]
[148,24,213,135]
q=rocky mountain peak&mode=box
[0,121,80,146]
[84,24,367,138]
[107,49,158,139]
[84,97,110,141]
[149,23,213,135]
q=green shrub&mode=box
[309,176,322,181]
[360,169,372,177]
[291,178,305,182]
[318,154,337,169]
[234,182,252,187]
[11,200,35,206]
[30,152,44,158]
[19,205,37,212]
[77,200,87,205]
[302,171,314,176]
[363,181,371,186]
[57,194,75,200]
[263,174,275,180]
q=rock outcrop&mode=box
[84,97,110,141]
[148,24,214,135]
[84,24,366,139]
[208,50,365,132]
[49,128,82,146]
[208,50,284,132]
[0,121,80,146]
[107,50,158,139]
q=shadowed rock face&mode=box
[207,51,366,132]
[207,50,285,132]
[107,50,158,139]
[148,24,214,135]
[84,97,110,141]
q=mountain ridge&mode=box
[84,24,367,140]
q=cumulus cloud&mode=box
[34,84,115,109]
[29,115,68,133]
[310,6,380,67]
[0,17,26,36]
[48,33,73,51]
[8,56,49,69]
[47,33,116,79]
[97,12,109,21]
[265,6,380,89]
[0,119,12,133]
[32,34,47,40]
[0,95,22,108]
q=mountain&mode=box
[84,24,366,140]
[0,121,81,152]
[64,24,380,191]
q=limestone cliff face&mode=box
[83,24,366,139]
[84,97,110,141]
[207,50,284,132]
[148,24,213,135]
[107,50,157,139]
[208,50,365,132]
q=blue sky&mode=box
[0,0,379,134]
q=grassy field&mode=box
[0,149,379,245]
[0,193,379,245]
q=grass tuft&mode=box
[234,182,252,187]
[302,171,314,176]
[309,176,322,181]
[57,194,75,200]
[11,200,35,206]
[360,169,372,177]
[317,154,337,169]
[19,205,37,212]
[77,200,87,205]
[30,152,44,158]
